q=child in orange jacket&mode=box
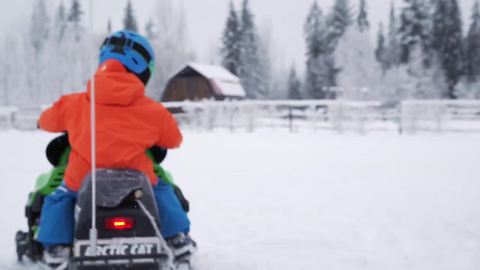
[37,30,195,266]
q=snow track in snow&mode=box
[1,130,480,269]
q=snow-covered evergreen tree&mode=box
[261,21,288,100]
[68,0,82,23]
[305,1,328,58]
[124,0,138,32]
[0,45,5,105]
[145,19,155,39]
[379,47,447,101]
[287,66,302,100]
[147,0,192,100]
[357,0,369,31]
[466,1,480,81]
[376,23,388,71]
[221,1,242,76]
[306,55,337,99]
[29,0,51,105]
[49,1,72,99]
[68,0,83,41]
[31,0,50,53]
[432,0,464,98]
[1,1,103,106]
[326,0,352,51]
[386,1,401,68]
[335,21,382,99]
[54,1,67,42]
[334,0,386,100]
[407,46,448,99]
[304,1,334,99]
[238,0,268,99]
[380,65,413,102]
[399,0,432,65]
[2,29,30,106]
[465,0,480,83]
[455,80,480,99]
[393,0,451,99]
[304,0,352,99]
[107,18,113,34]
[60,0,90,96]
[258,22,273,99]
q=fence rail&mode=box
[2,100,480,134]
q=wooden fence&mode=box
[2,100,480,134]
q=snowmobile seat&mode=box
[80,169,145,209]
[75,169,161,240]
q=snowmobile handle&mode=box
[46,133,168,167]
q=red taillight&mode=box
[104,217,135,230]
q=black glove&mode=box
[149,146,168,164]
[173,185,190,213]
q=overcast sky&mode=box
[2,0,476,68]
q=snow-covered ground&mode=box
[1,130,480,269]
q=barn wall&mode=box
[162,76,218,101]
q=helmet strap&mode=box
[127,66,151,86]
[101,36,153,63]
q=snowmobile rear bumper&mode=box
[69,254,170,270]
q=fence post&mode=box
[310,104,317,133]
[433,102,445,134]
[228,103,236,133]
[288,106,293,133]
[247,104,256,133]
[329,101,344,133]
[397,104,403,135]
[357,104,366,135]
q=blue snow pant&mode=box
[37,179,190,247]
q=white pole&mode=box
[88,0,98,256]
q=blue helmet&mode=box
[99,30,155,85]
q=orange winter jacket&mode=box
[38,60,182,191]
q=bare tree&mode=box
[147,0,191,100]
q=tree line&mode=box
[0,0,190,107]
[221,0,480,101]
[1,0,479,107]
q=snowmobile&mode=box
[16,134,191,270]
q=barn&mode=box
[161,63,246,102]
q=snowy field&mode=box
[1,130,480,270]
